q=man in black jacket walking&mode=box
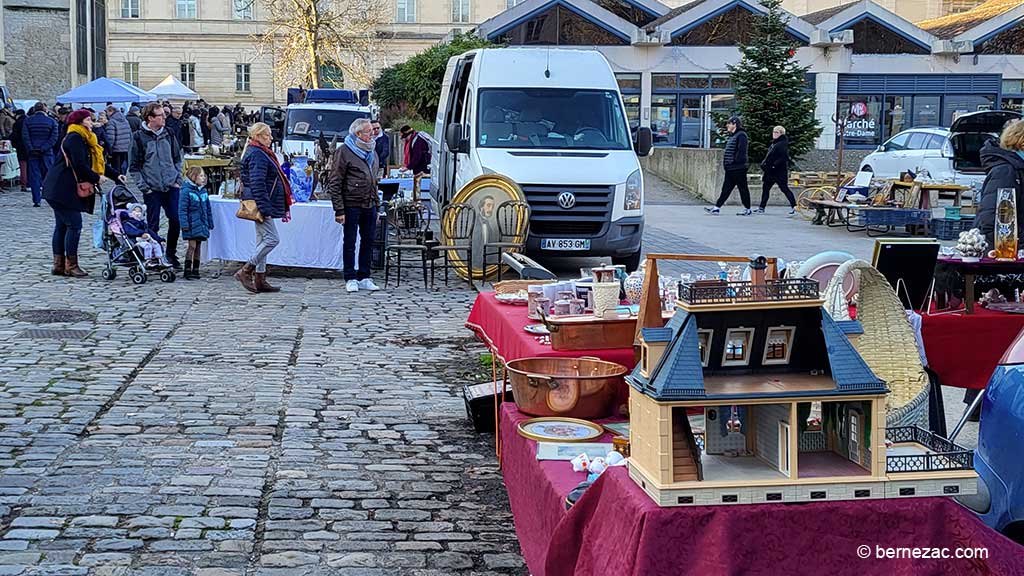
[706,115,751,215]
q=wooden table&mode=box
[936,257,1024,314]
[891,180,973,208]
[805,199,851,226]
[184,155,235,197]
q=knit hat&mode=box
[66,109,92,125]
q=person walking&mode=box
[372,120,390,178]
[399,125,430,175]
[42,109,125,277]
[105,105,132,175]
[22,102,58,207]
[705,115,751,216]
[186,110,204,151]
[328,118,380,293]
[235,122,292,293]
[130,103,184,269]
[178,166,214,280]
[126,105,143,133]
[11,109,28,192]
[755,125,797,215]
[209,106,228,147]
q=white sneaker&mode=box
[358,278,380,291]
[346,280,359,292]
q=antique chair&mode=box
[430,203,477,288]
[384,202,431,289]
[483,200,531,283]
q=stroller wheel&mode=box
[101,266,116,281]
[130,271,147,285]
[160,270,176,283]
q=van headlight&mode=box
[624,170,642,211]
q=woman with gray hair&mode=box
[327,117,380,293]
[756,125,797,215]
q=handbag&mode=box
[235,199,264,222]
[62,143,96,198]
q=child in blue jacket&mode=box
[179,166,214,280]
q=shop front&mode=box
[649,73,736,148]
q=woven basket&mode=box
[823,260,928,422]
[493,279,555,295]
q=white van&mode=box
[261,90,375,159]
[432,48,653,270]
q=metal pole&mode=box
[949,390,985,443]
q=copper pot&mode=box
[506,356,626,419]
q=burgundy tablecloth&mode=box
[465,292,637,368]
[500,403,1024,576]
[921,308,1024,389]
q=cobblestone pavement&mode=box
[0,188,525,575]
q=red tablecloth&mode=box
[465,292,637,368]
[921,308,1024,389]
[500,403,1024,576]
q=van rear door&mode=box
[433,54,475,207]
[949,110,1022,173]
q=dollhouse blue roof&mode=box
[640,327,674,343]
[821,312,886,393]
[836,320,864,335]
[628,312,707,400]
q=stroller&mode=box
[100,185,177,284]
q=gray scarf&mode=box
[354,136,375,153]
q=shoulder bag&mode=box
[236,199,263,222]
[62,140,96,198]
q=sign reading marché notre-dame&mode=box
[846,101,877,139]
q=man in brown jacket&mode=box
[328,117,380,292]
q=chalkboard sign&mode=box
[871,239,940,310]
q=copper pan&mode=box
[506,356,626,419]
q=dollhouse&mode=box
[627,261,977,506]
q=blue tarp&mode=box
[57,77,156,104]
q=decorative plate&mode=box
[517,417,604,443]
[523,324,550,335]
[796,250,859,299]
[496,293,529,305]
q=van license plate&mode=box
[541,239,591,251]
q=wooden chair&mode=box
[384,203,431,289]
[430,203,477,288]
[483,200,530,283]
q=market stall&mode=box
[922,308,1024,390]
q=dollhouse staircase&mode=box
[672,410,703,482]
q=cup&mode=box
[554,299,571,316]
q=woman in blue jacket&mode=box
[178,166,214,280]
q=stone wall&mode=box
[4,5,72,101]
[793,149,872,173]
[641,147,725,204]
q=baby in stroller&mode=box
[120,203,168,268]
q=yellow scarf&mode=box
[67,123,106,175]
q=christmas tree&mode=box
[726,0,821,164]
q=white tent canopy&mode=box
[149,75,199,100]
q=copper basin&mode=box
[506,356,627,419]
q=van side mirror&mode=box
[446,124,468,154]
[635,127,653,157]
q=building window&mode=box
[763,326,795,365]
[507,0,526,7]
[176,0,197,19]
[124,62,139,86]
[722,328,755,367]
[120,0,139,17]
[93,0,107,78]
[697,329,713,367]
[233,0,253,20]
[180,63,196,90]
[396,0,416,23]
[452,0,469,23]
[76,0,88,75]
[235,64,251,93]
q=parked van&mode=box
[432,48,652,270]
[261,89,376,158]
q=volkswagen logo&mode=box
[557,192,576,210]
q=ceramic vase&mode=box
[624,271,645,304]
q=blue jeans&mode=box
[342,206,377,281]
[27,154,53,205]
[144,187,181,259]
[49,202,83,257]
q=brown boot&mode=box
[64,256,89,277]
[235,263,258,293]
[254,272,281,293]
[51,255,65,276]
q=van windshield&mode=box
[286,109,369,140]
[476,88,631,150]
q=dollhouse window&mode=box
[763,326,796,365]
[722,328,755,366]
[697,329,713,367]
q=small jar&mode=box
[534,297,551,317]
[553,299,571,316]
[569,298,586,315]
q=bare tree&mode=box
[254,0,391,90]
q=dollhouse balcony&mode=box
[677,278,820,306]
[885,426,975,473]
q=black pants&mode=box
[343,206,378,281]
[759,173,796,209]
[715,169,750,209]
[144,187,181,260]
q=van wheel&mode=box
[613,249,643,273]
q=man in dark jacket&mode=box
[165,106,184,146]
[130,102,184,269]
[126,105,143,133]
[22,103,58,207]
[400,125,430,175]
[706,115,751,215]
[977,125,1024,249]
[11,109,28,191]
[328,117,380,293]
[372,120,390,178]
[756,126,797,215]
[105,105,132,175]
[52,107,70,158]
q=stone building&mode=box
[1,0,106,102]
